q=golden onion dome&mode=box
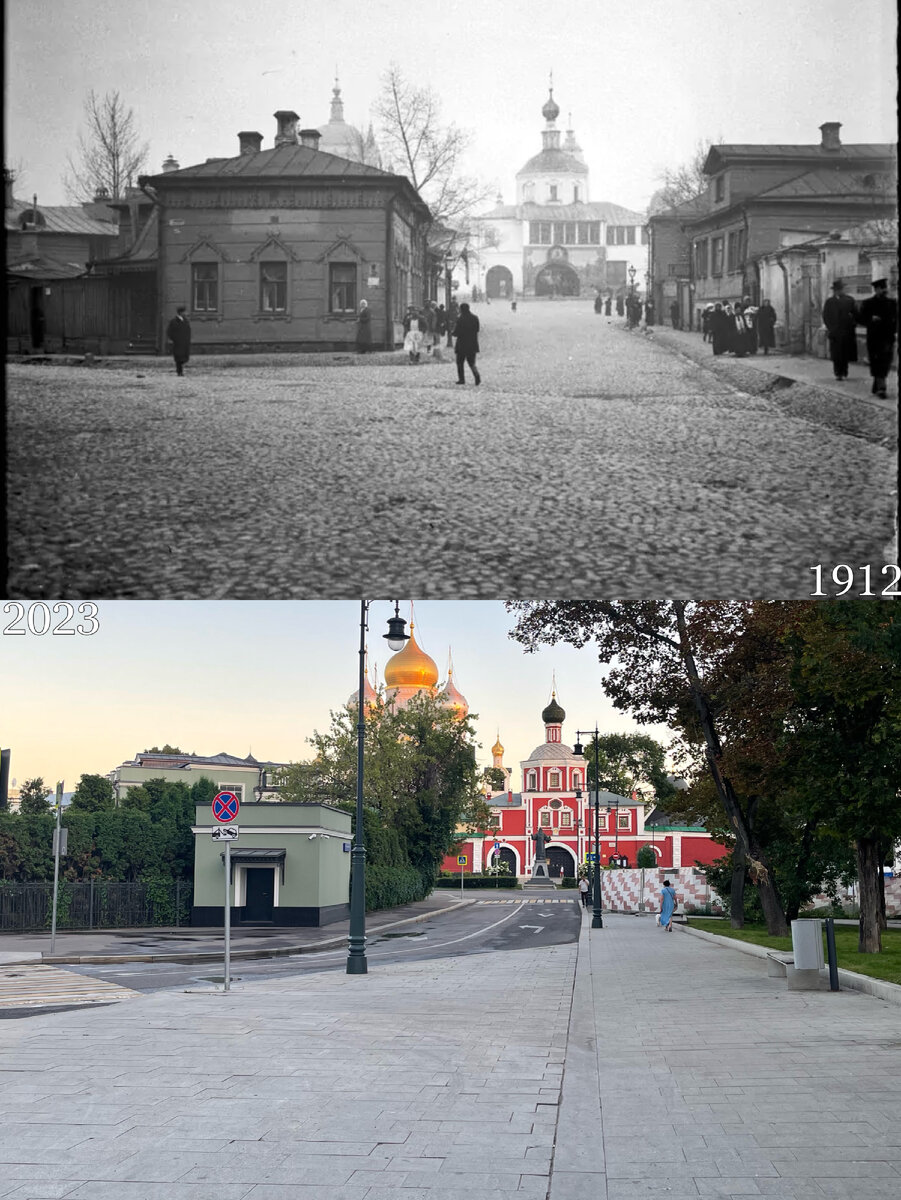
[439,667,469,720]
[492,735,504,758]
[383,625,439,690]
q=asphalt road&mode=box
[8,302,895,597]
[19,899,582,1011]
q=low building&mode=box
[649,122,896,334]
[139,110,432,353]
[756,218,898,356]
[109,750,286,805]
[191,800,351,927]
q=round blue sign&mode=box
[212,791,240,823]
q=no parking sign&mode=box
[212,790,240,823]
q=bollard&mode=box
[824,917,840,991]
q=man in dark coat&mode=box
[757,299,777,355]
[670,300,680,329]
[822,279,858,380]
[453,301,481,385]
[858,278,897,398]
[166,307,191,375]
[604,295,612,316]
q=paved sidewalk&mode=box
[648,326,895,410]
[552,912,901,1200]
[1,912,899,1198]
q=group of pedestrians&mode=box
[823,277,896,397]
[355,295,481,385]
[703,297,777,358]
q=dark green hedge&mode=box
[365,864,430,911]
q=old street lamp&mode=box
[573,728,603,929]
[348,601,409,975]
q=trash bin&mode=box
[791,919,824,969]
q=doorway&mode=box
[243,868,275,922]
[548,846,576,878]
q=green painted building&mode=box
[192,800,351,927]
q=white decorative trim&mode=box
[191,824,349,836]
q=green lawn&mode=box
[686,919,901,986]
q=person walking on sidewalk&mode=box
[166,307,191,376]
[822,279,858,380]
[858,278,897,399]
[757,298,777,355]
[453,302,481,385]
[578,876,590,908]
[659,878,677,932]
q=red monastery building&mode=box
[442,691,727,878]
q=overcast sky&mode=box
[1,601,672,793]
[6,0,897,212]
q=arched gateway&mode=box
[486,265,514,299]
[534,261,580,296]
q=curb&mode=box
[25,899,478,967]
[679,923,901,1005]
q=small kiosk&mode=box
[191,801,351,927]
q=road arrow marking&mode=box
[519,925,543,933]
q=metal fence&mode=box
[0,881,192,931]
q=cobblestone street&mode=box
[7,302,896,598]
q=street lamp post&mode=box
[445,254,454,347]
[628,264,636,294]
[347,600,409,975]
[574,728,603,929]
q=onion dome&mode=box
[542,692,566,725]
[383,624,439,690]
[439,666,469,720]
[542,87,560,123]
[492,735,504,758]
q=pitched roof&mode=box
[517,148,589,175]
[5,200,118,237]
[125,751,286,770]
[141,142,395,184]
[479,200,646,223]
[753,168,897,201]
[704,142,895,173]
[90,207,159,271]
[6,255,88,280]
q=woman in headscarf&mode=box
[731,302,751,357]
[355,299,372,353]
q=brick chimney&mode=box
[298,128,321,150]
[273,110,299,147]
[238,130,263,156]
[162,154,180,173]
[819,122,842,152]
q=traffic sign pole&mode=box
[50,781,63,956]
[224,839,231,992]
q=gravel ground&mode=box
[6,302,896,598]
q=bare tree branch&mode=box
[652,137,723,213]
[63,90,149,202]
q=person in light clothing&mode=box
[659,878,678,932]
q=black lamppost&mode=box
[628,264,636,295]
[347,600,409,975]
[444,254,454,347]
[573,727,604,929]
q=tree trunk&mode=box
[856,836,882,953]
[672,601,789,937]
[877,842,887,932]
[730,844,746,929]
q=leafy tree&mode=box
[18,777,51,815]
[69,774,115,812]
[64,89,149,202]
[582,732,676,803]
[777,601,901,952]
[507,601,793,935]
[636,846,657,868]
[482,766,507,792]
[143,745,189,754]
[282,692,484,881]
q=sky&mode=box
[0,600,672,792]
[5,0,897,213]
